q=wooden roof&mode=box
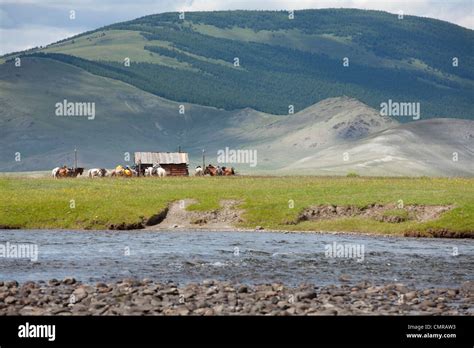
[134,152,189,165]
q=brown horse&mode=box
[204,165,235,176]
[56,166,70,178]
[56,167,83,178]
[204,164,218,176]
[221,166,235,176]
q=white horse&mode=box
[88,168,107,178]
[52,167,60,178]
[144,167,153,177]
[156,167,166,177]
[146,165,166,177]
[195,166,203,176]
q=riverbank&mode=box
[1,176,473,237]
[1,278,472,316]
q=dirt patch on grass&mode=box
[106,200,244,231]
[293,203,453,224]
[146,199,244,230]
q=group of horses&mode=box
[106,164,166,177]
[51,166,85,178]
[52,164,235,178]
[87,165,146,178]
[51,165,138,178]
[196,164,235,176]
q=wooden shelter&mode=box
[134,152,189,176]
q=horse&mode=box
[52,165,69,178]
[111,166,124,177]
[155,167,166,177]
[67,168,84,177]
[221,166,235,176]
[130,164,143,177]
[194,166,204,176]
[54,166,70,178]
[146,165,166,177]
[88,168,107,178]
[121,168,134,177]
[52,167,60,178]
[144,167,157,177]
[204,164,217,176]
[204,164,235,176]
[111,166,134,177]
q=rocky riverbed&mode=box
[0,279,472,316]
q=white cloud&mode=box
[0,8,14,26]
[0,26,83,54]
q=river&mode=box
[0,229,472,287]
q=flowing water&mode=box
[0,229,472,288]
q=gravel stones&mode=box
[0,280,470,316]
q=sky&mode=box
[0,0,472,55]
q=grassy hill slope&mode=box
[0,57,401,172]
[282,119,474,176]
[1,57,472,176]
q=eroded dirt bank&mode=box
[1,279,472,316]
[295,204,453,224]
[104,200,471,238]
[146,199,244,230]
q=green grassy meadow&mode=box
[0,176,472,237]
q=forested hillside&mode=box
[5,9,473,119]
